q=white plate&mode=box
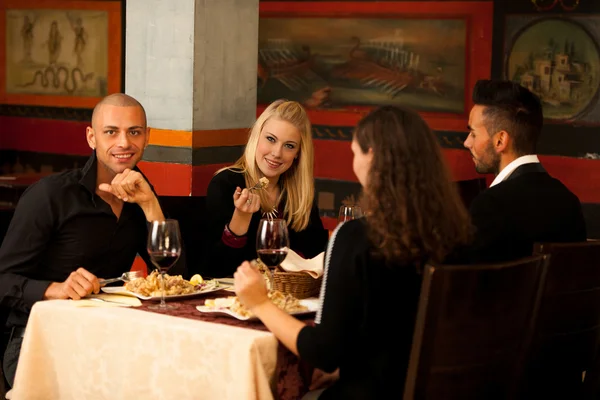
[196,298,319,321]
[101,284,226,301]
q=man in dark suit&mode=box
[464,79,587,263]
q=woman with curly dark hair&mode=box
[233,105,473,399]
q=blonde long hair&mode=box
[218,99,315,231]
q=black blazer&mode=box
[467,163,587,263]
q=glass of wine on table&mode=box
[256,218,290,290]
[147,219,183,310]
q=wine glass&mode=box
[147,219,182,310]
[338,205,363,224]
[256,218,289,290]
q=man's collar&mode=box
[79,151,146,195]
[79,151,98,195]
[489,154,540,187]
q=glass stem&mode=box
[160,271,166,308]
[269,268,275,291]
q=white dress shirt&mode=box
[490,155,541,187]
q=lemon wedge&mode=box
[190,274,204,285]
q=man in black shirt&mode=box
[464,80,586,263]
[0,93,166,387]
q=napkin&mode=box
[73,294,142,307]
[280,250,324,279]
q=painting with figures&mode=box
[6,9,108,97]
[0,0,121,108]
[258,17,467,114]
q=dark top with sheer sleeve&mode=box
[204,169,328,278]
[297,218,423,399]
[0,153,181,329]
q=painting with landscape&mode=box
[258,17,467,114]
[505,16,600,124]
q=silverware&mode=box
[88,297,132,306]
[249,179,268,192]
[98,270,143,286]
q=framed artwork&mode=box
[504,15,600,125]
[0,0,122,108]
[257,1,493,131]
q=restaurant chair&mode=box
[403,255,549,400]
[0,308,9,399]
[519,241,600,399]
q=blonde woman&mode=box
[204,100,328,277]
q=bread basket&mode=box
[272,269,322,299]
[254,259,322,299]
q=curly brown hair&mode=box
[354,105,472,266]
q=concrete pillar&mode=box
[125,0,258,196]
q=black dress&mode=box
[204,169,328,277]
[297,218,423,399]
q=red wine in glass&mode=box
[148,251,179,272]
[256,218,290,290]
[147,219,182,310]
[257,249,288,267]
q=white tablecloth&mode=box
[11,300,280,400]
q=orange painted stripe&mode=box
[137,161,191,196]
[148,128,249,148]
[148,128,192,147]
[138,161,231,197]
[193,128,250,148]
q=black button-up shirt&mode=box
[0,153,155,328]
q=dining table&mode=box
[9,291,314,400]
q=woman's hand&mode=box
[233,187,261,214]
[234,261,269,310]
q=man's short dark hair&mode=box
[472,79,543,156]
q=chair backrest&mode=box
[159,195,208,277]
[403,255,549,400]
[522,241,600,397]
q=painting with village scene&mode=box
[505,16,600,123]
[5,7,109,98]
[257,17,467,113]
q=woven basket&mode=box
[272,270,322,299]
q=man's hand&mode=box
[98,169,154,205]
[98,169,164,221]
[43,267,101,300]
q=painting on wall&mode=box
[504,15,600,124]
[258,2,493,132]
[0,0,121,108]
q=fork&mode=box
[249,181,267,192]
[87,297,132,306]
[98,270,143,286]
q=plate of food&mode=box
[196,291,319,321]
[102,271,225,301]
